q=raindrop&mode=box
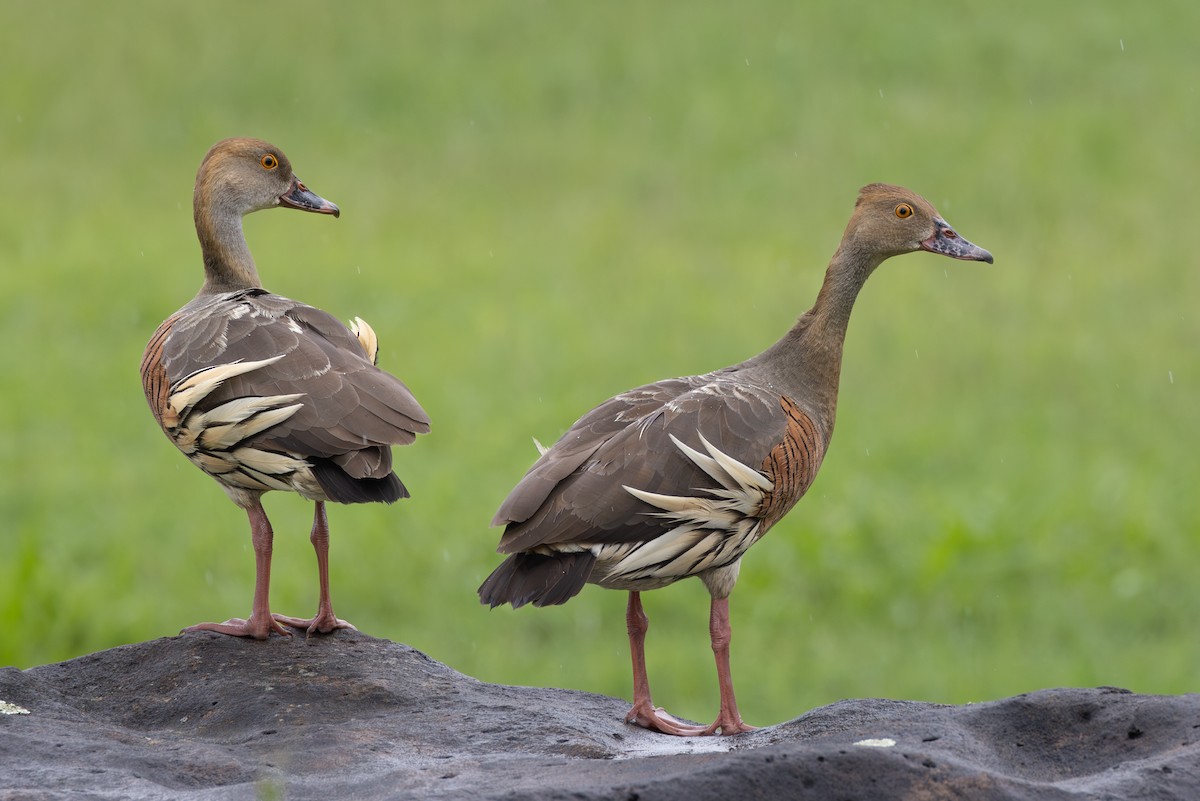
[1168,370,1174,384]
[914,349,919,359]
[744,57,750,66]
[1119,39,1125,51]
[878,89,884,98]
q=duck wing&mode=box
[494,371,823,554]
[152,289,429,481]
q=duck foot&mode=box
[272,610,356,637]
[700,714,757,736]
[182,613,293,640]
[625,703,757,737]
[624,702,711,736]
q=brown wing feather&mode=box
[494,372,794,553]
[492,376,701,526]
[159,289,429,478]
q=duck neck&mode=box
[805,239,884,347]
[750,240,884,436]
[194,187,263,295]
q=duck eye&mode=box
[894,203,913,219]
[261,154,279,170]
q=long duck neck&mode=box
[194,176,263,295]
[748,239,885,439]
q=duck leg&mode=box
[623,591,709,736]
[183,499,293,639]
[700,596,755,735]
[273,501,356,636]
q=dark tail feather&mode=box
[478,551,596,609]
[311,459,408,504]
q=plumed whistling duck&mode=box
[480,184,992,735]
[141,138,430,640]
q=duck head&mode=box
[843,183,992,264]
[195,137,340,221]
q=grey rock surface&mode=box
[1,630,1197,800]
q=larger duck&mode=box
[141,138,429,639]
[480,184,992,735]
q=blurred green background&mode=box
[2,1,1196,728]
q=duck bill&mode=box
[920,219,992,263]
[279,177,341,218]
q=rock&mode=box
[1,630,1196,800]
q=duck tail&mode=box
[310,459,408,504]
[478,551,595,609]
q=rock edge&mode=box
[1,630,1197,800]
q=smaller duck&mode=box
[141,138,430,640]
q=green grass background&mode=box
[2,1,1196,727]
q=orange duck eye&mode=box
[894,203,913,219]
[261,153,279,170]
